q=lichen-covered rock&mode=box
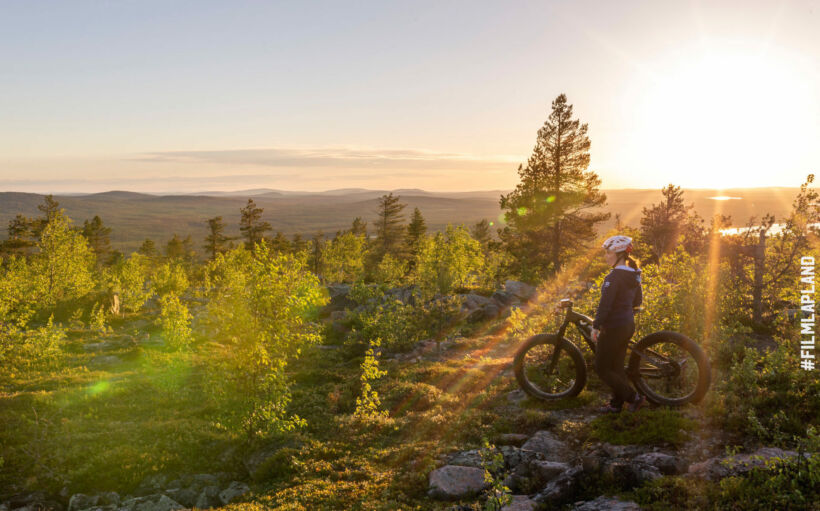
[428,465,489,500]
[218,481,250,505]
[633,452,688,475]
[520,430,574,463]
[500,494,537,511]
[571,495,641,510]
[686,447,811,481]
[533,466,583,505]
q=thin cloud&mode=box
[132,146,518,170]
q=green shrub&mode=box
[589,408,695,447]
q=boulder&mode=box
[533,466,583,505]
[491,290,520,307]
[428,465,489,500]
[633,452,688,475]
[500,495,537,511]
[571,496,641,510]
[194,486,221,510]
[504,281,536,302]
[686,446,810,481]
[461,293,494,311]
[162,488,197,509]
[68,494,98,511]
[529,460,570,485]
[218,481,250,505]
[520,430,574,463]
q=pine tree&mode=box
[204,216,230,260]
[499,93,609,281]
[239,198,272,249]
[373,193,407,262]
[82,215,112,265]
[269,231,292,253]
[31,195,61,238]
[138,238,158,259]
[291,233,308,253]
[639,184,693,263]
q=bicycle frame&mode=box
[551,300,669,375]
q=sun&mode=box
[630,43,815,189]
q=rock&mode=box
[441,449,483,468]
[633,452,688,475]
[521,430,574,463]
[192,473,219,487]
[506,389,527,404]
[218,481,250,505]
[162,488,197,508]
[603,460,662,487]
[142,495,185,511]
[533,466,583,505]
[461,293,494,311]
[686,446,809,481]
[7,492,64,511]
[428,465,489,500]
[194,486,221,510]
[500,494,537,511]
[491,291,520,307]
[571,496,642,510]
[497,433,530,447]
[529,460,570,485]
[504,281,536,302]
[69,494,98,511]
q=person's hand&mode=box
[591,328,600,341]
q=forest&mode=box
[1,94,819,511]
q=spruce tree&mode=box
[373,193,407,262]
[406,207,427,258]
[499,93,609,281]
[350,217,368,237]
[204,216,230,260]
[82,215,112,264]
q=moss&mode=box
[588,408,696,447]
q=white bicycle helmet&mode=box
[602,234,633,253]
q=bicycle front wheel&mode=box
[627,331,711,406]
[513,334,587,400]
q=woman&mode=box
[590,235,647,414]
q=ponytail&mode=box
[625,255,639,270]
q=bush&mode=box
[712,342,820,446]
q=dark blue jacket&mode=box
[593,265,643,329]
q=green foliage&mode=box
[0,255,38,327]
[158,293,193,350]
[152,262,189,298]
[631,245,708,342]
[344,281,426,353]
[414,224,485,297]
[0,316,66,382]
[589,408,696,447]
[353,338,389,419]
[373,253,407,286]
[201,244,327,440]
[322,232,366,283]
[479,437,512,511]
[713,343,820,446]
[89,302,110,334]
[106,252,153,313]
[31,211,96,307]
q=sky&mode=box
[0,0,818,194]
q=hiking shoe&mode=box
[627,394,647,412]
[597,400,623,414]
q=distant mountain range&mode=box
[0,187,805,254]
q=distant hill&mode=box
[0,187,806,255]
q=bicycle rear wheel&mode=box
[513,334,587,400]
[627,331,711,406]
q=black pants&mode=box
[594,321,638,406]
